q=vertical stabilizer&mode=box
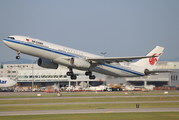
[132,46,164,70]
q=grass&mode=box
[0,102,179,111]
[0,91,179,98]
[0,112,179,120]
[0,96,178,104]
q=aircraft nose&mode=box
[3,39,9,46]
[3,39,14,50]
[11,80,17,86]
[3,39,6,43]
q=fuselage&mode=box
[3,36,145,77]
[0,77,17,88]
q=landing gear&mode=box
[66,72,73,76]
[16,51,20,59]
[67,68,95,80]
[89,75,96,79]
[85,71,96,79]
[16,56,20,59]
[70,74,77,80]
[66,68,77,80]
[85,71,92,76]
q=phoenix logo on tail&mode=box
[149,53,158,66]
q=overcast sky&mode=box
[0,0,179,62]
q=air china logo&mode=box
[149,53,157,66]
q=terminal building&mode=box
[106,61,179,87]
[125,61,179,87]
[0,63,106,88]
[0,61,179,88]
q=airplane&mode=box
[0,77,17,88]
[3,35,164,80]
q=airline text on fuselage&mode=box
[32,40,43,45]
[0,80,7,84]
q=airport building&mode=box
[0,63,106,88]
[0,61,179,88]
[121,61,179,87]
[106,61,179,87]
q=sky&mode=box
[0,0,179,62]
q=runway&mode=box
[1,94,179,100]
[0,108,179,116]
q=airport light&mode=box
[101,52,107,57]
[32,57,34,89]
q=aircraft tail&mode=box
[132,46,164,70]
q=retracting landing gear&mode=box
[66,68,77,80]
[67,68,95,80]
[70,74,77,80]
[85,71,96,79]
[16,51,20,59]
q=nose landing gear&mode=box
[16,51,20,59]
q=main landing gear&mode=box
[67,68,96,80]
[85,71,96,79]
[66,68,77,80]
[16,51,20,59]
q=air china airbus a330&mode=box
[3,35,164,80]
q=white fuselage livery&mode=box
[3,35,164,79]
[0,77,17,88]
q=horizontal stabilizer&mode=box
[144,69,175,75]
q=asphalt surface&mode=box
[1,94,179,100]
[0,108,179,116]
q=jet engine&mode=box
[38,58,58,69]
[70,58,91,69]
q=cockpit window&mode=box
[8,37,15,39]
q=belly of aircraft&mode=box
[91,65,144,77]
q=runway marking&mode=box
[11,114,23,115]
[104,111,113,113]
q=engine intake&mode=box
[38,58,58,69]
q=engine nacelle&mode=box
[38,58,58,69]
[70,58,91,69]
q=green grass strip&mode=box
[0,112,179,120]
[0,102,179,111]
[0,97,179,104]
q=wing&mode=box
[87,55,158,64]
